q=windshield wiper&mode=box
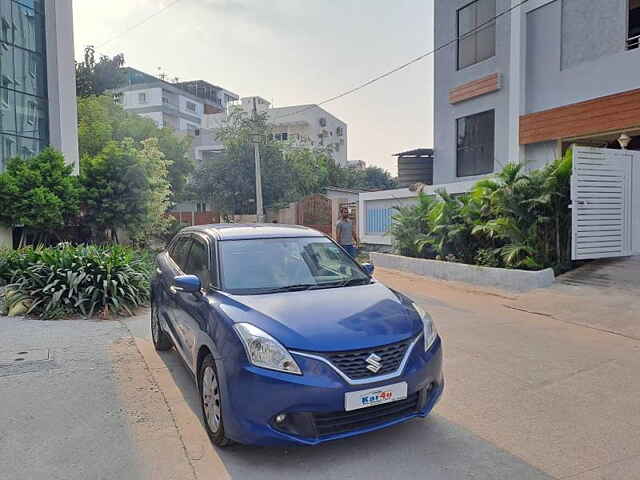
[262,284,317,293]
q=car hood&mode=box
[217,282,422,351]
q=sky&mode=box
[73,0,436,176]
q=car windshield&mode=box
[219,237,370,294]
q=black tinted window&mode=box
[184,238,211,287]
[457,0,496,69]
[170,237,192,271]
[456,110,495,177]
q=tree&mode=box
[190,109,297,214]
[334,166,398,190]
[75,46,126,97]
[80,139,149,242]
[77,95,193,200]
[0,149,80,245]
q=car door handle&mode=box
[169,285,178,295]
[156,268,162,275]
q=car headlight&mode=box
[233,323,302,375]
[413,303,438,351]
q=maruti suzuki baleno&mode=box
[151,224,443,446]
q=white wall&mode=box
[44,0,79,174]
[138,111,163,127]
[358,180,477,245]
[122,87,162,107]
[633,153,640,254]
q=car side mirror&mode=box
[361,263,374,276]
[174,275,201,293]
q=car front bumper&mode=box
[217,336,444,446]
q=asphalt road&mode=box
[3,260,640,479]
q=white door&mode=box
[571,146,634,260]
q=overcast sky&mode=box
[73,0,435,175]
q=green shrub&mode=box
[1,244,152,319]
[390,151,573,273]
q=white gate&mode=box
[571,146,634,260]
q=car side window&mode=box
[170,237,193,272]
[184,237,211,288]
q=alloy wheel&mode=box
[202,366,221,433]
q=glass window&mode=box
[186,100,196,112]
[15,1,44,13]
[184,238,211,287]
[1,2,12,44]
[18,136,41,158]
[0,87,16,133]
[219,237,369,294]
[170,237,192,271]
[1,133,17,169]
[13,48,45,96]
[457,0,496,69]
[14,92,46,138]
[456,110,495,177]
[138,92,147,104]
[0,45,14,86]
[12,5,44,53]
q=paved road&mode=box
[3,260,640,479]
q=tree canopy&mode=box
[77,95,193,200]
[75,46,127,97]
[0,149,81,244]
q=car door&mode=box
[174,234,215,368]
[160,235,193,355]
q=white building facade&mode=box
[1,0,79,248]
[232,96,348,166]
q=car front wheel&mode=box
[199,354,232,447]
[151,305,172,351]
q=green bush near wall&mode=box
[390,151,573,273]
[0,244,153,319]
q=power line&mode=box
[271,0,530,121]
[96,0,186,50]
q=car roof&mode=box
[179,223,327,241]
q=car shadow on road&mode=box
[156,348,552,480]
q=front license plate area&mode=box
[344,382,408,411]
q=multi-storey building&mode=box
[114,68,239,135]
[228,96,348,166]
[0,0,79,247]
[434,0,640,185]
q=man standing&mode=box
[336,207,359,257]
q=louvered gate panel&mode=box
[571,146,632,260]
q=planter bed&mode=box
[370,252,554,292]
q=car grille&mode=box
[322,337,415,380]
[313,392,420,437]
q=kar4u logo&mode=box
[361,390,393,405]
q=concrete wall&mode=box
[524,140,559,171]
[525,0,640,114]
[561,0,626,70]
[44,0,79,174]
[0,227,11,249]
[433,0,512,185]
[370,252,555,292]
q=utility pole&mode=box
[252,97,265,223]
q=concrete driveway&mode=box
[2,261,639,479]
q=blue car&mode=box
[151,224,443,447]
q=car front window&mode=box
[219,237,370,294]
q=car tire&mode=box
[151,304,172,351]
[199,354,232,447]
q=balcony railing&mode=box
[627,34,640,50]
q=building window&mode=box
[336,126,343,136]
[456,110,494,177]
[138,92,147,104]
[186,100,197,112]
[319,117,326,127]
[114,92,123,105]
[26,99,35,125]
[629,0,640,49]
[457,0,496,70]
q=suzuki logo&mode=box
[366,353,382,373]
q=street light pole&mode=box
[254,140,264,223]
[251,97,265,223]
